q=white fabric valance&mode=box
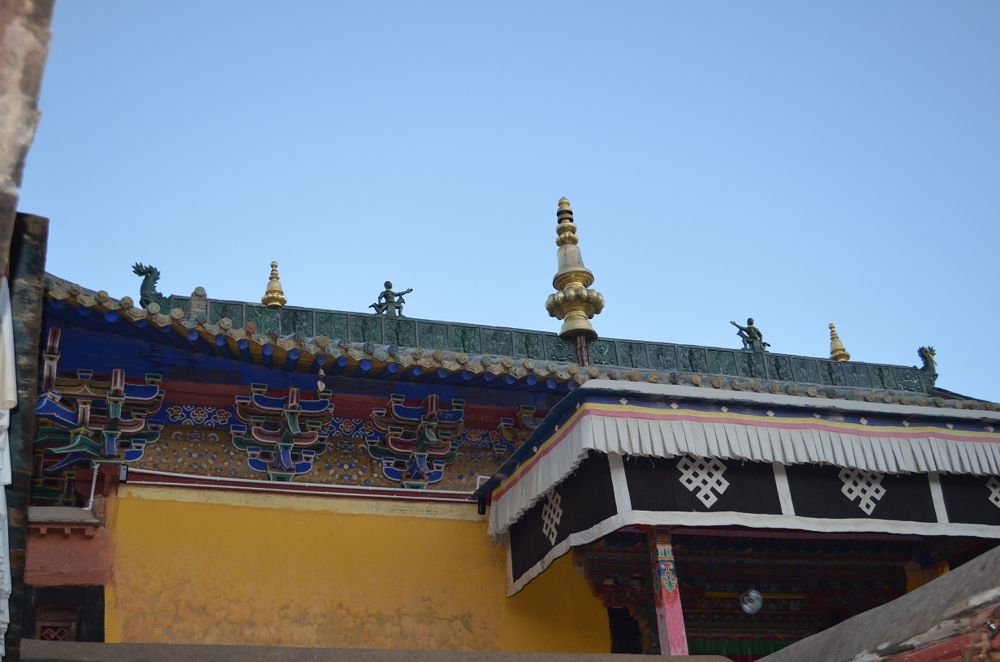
[489,401,1000,538]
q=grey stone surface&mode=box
[21,641,729,662]
[27,506,99,525]
[762,544,1000,662]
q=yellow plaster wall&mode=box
[105,486,609,653]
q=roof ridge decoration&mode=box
[544,197,604,363]
[829,323,851,362]
[43,275,974,406]
[131,262,168,310]
[261,261,287,309]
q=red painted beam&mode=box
[648,527,689,656]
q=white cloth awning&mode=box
[489,381,1000,538]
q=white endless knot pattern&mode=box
[839,468,886,516]
[987,477,1000,510]
[541,491,563,545]
[677,456,730,508]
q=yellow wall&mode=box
[106,486,610,653]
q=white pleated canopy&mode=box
[489,380,1000,538]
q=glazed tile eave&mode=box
[41,273,991,410]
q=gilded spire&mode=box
[261,261,287,308]
[829,323,850,362]
[544,197,604,339]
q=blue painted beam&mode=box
[237,339,252,363]
[103,310,120,324]
[262,343,274,368]
[502,375,517,388]
[185,328,217,355]
[215,334,239,360]
[354,358,373,377]
[285,348,300,372]
[157,322,191,349]
[516,374,538,390]
[404,365,424,380]
[446,370,474,385]
[378,362,400,379]
[545,378,559,391]
[310,354,327,373]
[327,356,349,376]
[53,304,104,333]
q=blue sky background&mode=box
[19,2,1000,399]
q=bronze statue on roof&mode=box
[132,262,169,310]
[731,318,770,353]
[370,281,412,317]
[918,346,938,386]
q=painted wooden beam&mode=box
[215,334,239,360]
[326,355,348,376]
[185,328,216,355]
[446,370,474,385]
[647,527,688,656]
[515,374,537,390]
[237,338,252,364]
[309,354,327,373]
[284,348,300,372]
[261,343,274,368]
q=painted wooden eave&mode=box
[42,281,1000,410]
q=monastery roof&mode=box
[42,273,995,412]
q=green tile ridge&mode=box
[191,295,933,394]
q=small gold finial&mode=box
[261,260,287,308]
[829,323,850,362]
[544,197,604,339]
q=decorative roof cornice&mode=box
[42,274,989,410]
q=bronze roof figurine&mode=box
[370,281,412,317]
[731,318,770,353]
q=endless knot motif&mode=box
[541,491,563,545]
[677,456,730,508]
[987,477,1000,510]
[839,468,886,515]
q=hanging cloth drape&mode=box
[0,277,19,656]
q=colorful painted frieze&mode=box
[35,330,165,473]
[368,394,465,489]
[496,405,541,454]
[230,384,334,481]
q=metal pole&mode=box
[85,463,99,511]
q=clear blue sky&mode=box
[19,2,1000,400]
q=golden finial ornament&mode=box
[261,261,287,308]
[544,197,605,339]
[829,323,850,362]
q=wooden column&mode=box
[647,526,688,656]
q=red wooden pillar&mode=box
[648,526,688,656]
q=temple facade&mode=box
[19,200,1000,659]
